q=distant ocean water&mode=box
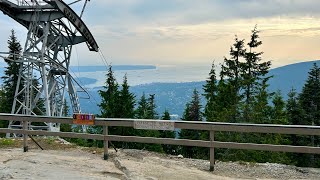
[72,65,213,88]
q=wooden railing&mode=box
[1,113,320,171]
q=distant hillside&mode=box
[1,61,319,117]
[268,60,320,97]
[80,60,320,117]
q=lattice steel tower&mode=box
[0,0,98,135]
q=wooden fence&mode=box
[0,113,320,171]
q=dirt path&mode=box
[1,147,320,180]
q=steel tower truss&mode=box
[0,0,99,134]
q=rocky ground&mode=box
[0,138,320,180]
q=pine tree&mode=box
[135,93,148,119]
[286,88,304,166]
[97,65,120,148]
[220,36,246,122]
[251,78,272,124]
[271,90,287,124]
[298,63,320,167]
[299,63,320,126]
[203,62,218,122]
[118,74,136,148]
[0,30,23,114]
[135,93,163,152]
[242,26,271,122]
[147,94,158,119]
[118,74,135,118]
[179,89,207,159]
[60,101,72,132]
[159,110,176,154]
[98,65,120,118]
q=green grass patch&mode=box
[0,138,15,146]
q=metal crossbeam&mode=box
[0,0,98,136]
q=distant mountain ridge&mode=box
[80,60,320,117]
[1,61,319,117]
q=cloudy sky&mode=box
[1,0,320,67]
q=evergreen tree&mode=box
[251,78,272,124]
[135,93,163,152]
[0,30,23,114]
[159,110,176,154]
[242,26,271,122]
[60,100,72,132]
[118,74,135,118]
[118,74,136,148]
[203,62,218,122]
[97,65,120,148]
[298,63,320,167]
[271,90,287,124]
[220,36,246,122]
[135,93,148,119]
[286,88,304,166]
[98,65,120,118]
[179,89,207,159]
[287,88,302,126]
[147,94,158,119]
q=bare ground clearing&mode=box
[0,138,320,180]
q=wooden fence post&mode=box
[103,125,108,160]
[23,120,28,152]
[210,130,215,171]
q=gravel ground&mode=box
[0,138,320,180]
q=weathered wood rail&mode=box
[0,113,320,171]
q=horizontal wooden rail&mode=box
[1,113,320,171]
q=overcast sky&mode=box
[1,0,320,67]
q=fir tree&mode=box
[118,74,136,148]
[220,36,246,122]
[98,65,120,118]
[298,63,320,167]
[160,110,176,154]
[203,62,218,122]
[286,88,304,166]
[242,26,271,122]
[135,93,163,152]
[135,93,148,119]
[0,30,23,114]
[97,65,120,148]
[179,89,207,159]
[119,74,135,118]
[147,94,158,119]
[251,78,272,124]
[271,90,287,124]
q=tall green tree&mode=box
[118,74,135,118]
[96,65,120,148]
[134,93,163,152]
[220,36,246,122]
[271,90,287,124]
[159,110,176,154]
[117,74,136,148]
[203,62,218,122]
[286,88,304,166]
[298,63,320,167]
[99,65,120,118]
[242,26,271,122]
[179,89,207,159]
[0,30,23,114]
[135,93,148,119]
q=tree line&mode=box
[1,28,320,167]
